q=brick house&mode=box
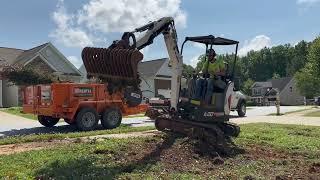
[0,42,82,107]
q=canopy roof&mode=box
[185,35,239,45]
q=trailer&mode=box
[22,83,148,131]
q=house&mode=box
[251,81,272,105]
[138,58,173,99]
[79,58,176,99]
[0,42,82,107]
[251,77,305,106]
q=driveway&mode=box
[0,106,317,137]
[229,105,311,117]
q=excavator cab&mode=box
[177,35,239,123]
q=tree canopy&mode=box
[295,37,320,98]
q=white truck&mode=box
[230,90,247,117]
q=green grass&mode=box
[0,125,155,145]
[0,107,37,120]
[304,110,320,117]
[235,123,320,152]
[1,123,320,179]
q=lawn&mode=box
[1,107,147,119]
[0,125,155,145]
[1,123,320,179]
[0,107,37,120]
[304,110,320,117]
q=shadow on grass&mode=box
[34,133,179,179]
[34,133,244,179]
[0,124,134,138]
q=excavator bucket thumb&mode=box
[81,47,143,85]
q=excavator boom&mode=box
[81,17,182,108]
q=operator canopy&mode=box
[185,35,239,45]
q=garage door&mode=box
[154,79,171,97]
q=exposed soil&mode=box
[0,130,160,155]
[96,133,320,179]
[0,140,69,155]
[1,131,320,179]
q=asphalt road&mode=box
[0,106,314,137]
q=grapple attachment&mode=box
[81,47,143,86]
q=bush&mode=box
[0,63,54,86]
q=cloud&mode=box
[50,0,93,48]
[77,0,187,33]
[297,0,320,4]
[67,56,82,68]
[50,0,186,48]
[188,54,202,68]
[192,42,206,49]
[238,35,271,57]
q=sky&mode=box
[0,0,319,68]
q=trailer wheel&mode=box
[101,108,122,129]
[38,116,60,127]
[76,107,99,131]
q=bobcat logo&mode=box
[204,112,215,117]
[131,93,141,99]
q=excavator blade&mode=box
[81,47,143,83]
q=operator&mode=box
[196,49,226,104]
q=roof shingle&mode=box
[15,43,48,65]
[138,58,167,77]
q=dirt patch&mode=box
[97,133,244,176]
[96,133,320,179]
[309,163,320,173]
[0,140,69,155]
[0,130,160,155]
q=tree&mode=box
[295,37,320,98]
[272,73,280,79]
[0,63,54,86]
[286,41,309,76]
[242,78,254,95]
[182,64,195,78]
[195,54,206,72]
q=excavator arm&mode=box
[81,17,183,109]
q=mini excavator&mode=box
[81,17,240,143]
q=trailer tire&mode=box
[101,108,122,129]
[38,116,60,127]
[76,107,99,131]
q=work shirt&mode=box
[202,59,225,76]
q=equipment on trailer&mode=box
[80,16,241,142]
[23,83,147,131]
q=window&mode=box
[290,87,293,92]
[253,88,261,95]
